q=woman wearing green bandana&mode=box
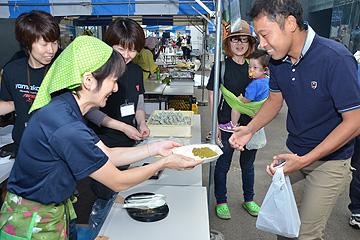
[0,36,203,240]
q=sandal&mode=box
[242,201,260,217]
[216,203,231,219]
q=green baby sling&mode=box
[220,60,267,116]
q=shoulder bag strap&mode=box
[220,60,225,86]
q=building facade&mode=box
[240,0,360,54]
[332,0,360,53]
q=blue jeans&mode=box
[349,135,360,214]
[69,218,77,240]
[214,131,257,204]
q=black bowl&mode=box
[124,192,169,222]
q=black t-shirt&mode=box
[0,58,53,150]
[206,57,252,125]
[88,62,145,147]
[186,37,191,44]
[2,49,63,70]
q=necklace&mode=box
[27,64,49,106]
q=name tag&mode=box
[120,102,135,117]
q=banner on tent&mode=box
[146,25,187,31]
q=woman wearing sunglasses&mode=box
[206,20,260,219]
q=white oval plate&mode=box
[172,144,223,164]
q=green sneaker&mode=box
[242,201,260,217]
[216,203,231,220]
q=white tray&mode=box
[172,144,223,164]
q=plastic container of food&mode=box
[147,110,194,138]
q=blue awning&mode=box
[146,25,187,31]
[0,0,215,18]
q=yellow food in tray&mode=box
[172,144,223,163]
[192,147,218,159]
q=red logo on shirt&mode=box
[136,85,139,91]
[311,81,317,89]
[23,93,36,99]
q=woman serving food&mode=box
[0,36,202,240]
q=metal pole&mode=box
[198,19,208,106]
[208,0,223,239]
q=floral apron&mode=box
[0,192,77,240]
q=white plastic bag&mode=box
[256,167,301,238]
[246,127,267,150]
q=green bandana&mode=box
[29,35,113,113]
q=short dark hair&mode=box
[15,10,60,54]
[249,49,270,69]
[248,0,305,31]
[104,17,145,51]
[92,50,126,90]
[223,36,255,58]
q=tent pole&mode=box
[198,19,208,106]
[208,0,223,238]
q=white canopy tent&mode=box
[0,1,215,70]
[0,0,214,19]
